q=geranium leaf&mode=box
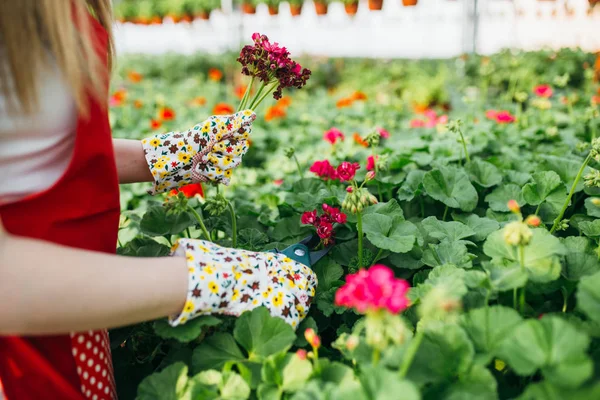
[422,241,474,269]
[140,205,195,236]
[485,184,525,212]
[397,170,426,202]
[483,262,528,292]
[421,216,476,244]
[423,167,479,212]
[561,237,600,281]
[576,271,600,323]
[192,333,245,373]
[584,197,600,218]
[452,213,500,242]
[363,199,404,220]
[117,237,171,257]
[360,366,420,400]
[154,316,222,343]
[522,171,563,206]
[136,362,191,400]
[540,155,589,193]
[362,214,419,254]
[578,219,600,237]
[465,159,503,188]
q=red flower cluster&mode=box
[168,183,204,198]
[301,204,347,246]
[335,265,410,314]
[237,33,311,100]
[485,110,515,124]
[366,155,378,171]
[324,127,345,144]
[309,160,360,182]
[410,109,448,128]
[533,84,553,98]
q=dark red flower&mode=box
[310,160,337,180]
[317,221,334,240]
[322,204,347,224]
[301,210,318,226]
[366,155,377,171]
[336,162,360,182]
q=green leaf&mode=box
[136,362,190,400]
[318,360,356,385]
[452,213,500,242]
[577,271,600,323]
[483,229,565,283]
[483,262,528,292]
[578,219,600,237]
[397,170,426,201]
[388,251,425,270]
[282,354,314,392]
[522,171,564,206]
[427,364,498,400]
[540,155,589,193]
[257,384,282,400]
[221,371,251,399]
[423,167,479,212]
[497,316,592,388]
[294,317,318,347]
[421,217,476,244]
[362,214,419,254]
[461,306,523,363]
[271,216,311,242]
[422,241,473,269]
[360,366,421,400]
[312,259,344,293]
[117,237,171,257]
[465,159,503,188]
[238,228,269,251]
[407,321,475,385]
[518,381,600,400]
[363,199,404,220]
[485,184,525,212]
[192,333,245,372]
[561,237,600,281]
[409,264,468,305]
[234,307,296,362]
[140,205,195,236]
[154,316,222,343]
[584,197,600,218]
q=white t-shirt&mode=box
[0,63,77,205]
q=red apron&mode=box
[0,15,120,400]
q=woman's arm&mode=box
[0,219,188,335]
[113,139,154,184]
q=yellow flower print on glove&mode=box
[142,110,256,194]
[169,239,318,329]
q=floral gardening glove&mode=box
[142,110,256,194]
[170,239,318,329]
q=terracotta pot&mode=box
[314,1,328,14]
[196,10,211,20]
[150,16,163,24]
[268,5,279,15]
[181,14,193,22]
[345,2,358,15]
[369,0,383,10]
[242,2,257,14]
[402,0,418,6]
[290,4,303,15]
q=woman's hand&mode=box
[169,239,318,329]
[142,110,256,194]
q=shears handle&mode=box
[267,243,312,268]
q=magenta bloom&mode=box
[301,204,347,247]
[336,162,360,182]
[410,119,426,128]
[485,110,498,120]
[495,110,515,124]
[324,128,345,145]
[301,210,318,226]
[376,127,390,139]
[310,160,337,180]
[533,84,553,98]
[436,115,448,125]
[323,203,347,224]
[334,265,410,314]
[366,155,377,171]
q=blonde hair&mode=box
[0,0,114,117]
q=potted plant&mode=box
[368,0,383,10]
[261,0,281,15]
[288,0,303,16]
[343,0,358,15]
[241,0,258,14]
[193,0,221,20]
[134,0,155,24]
[114,0,135,23]
[402,0,418,6]
[313,0,329,15]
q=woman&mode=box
[0,2,317,399]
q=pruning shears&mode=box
[268,234,330,268]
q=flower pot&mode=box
[345,2,358,15]
[402,0,418,6]
[242,2,257,14]
[196,10,211,20]
[268,5,279,15]
[314,1,328,15]
[150,16,163,24]
[290,4,303,15]
[369,0,383,10]
[181,14,193,22]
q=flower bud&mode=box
[591,198,600,206]
[351,205,358,214]
[366,171,376,181]
[369,194,378,205]
[360,195,368,205]
[346,186,353,193]
[304,328,320,349]
[525,215,541,227]
[296,349,307,360]
[346,335,359,351]
[507,199,520,214]
[503,221,533,246]
[515,91,528,103]
[584,169,600,188]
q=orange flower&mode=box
[592,95,600,106]
[169,183,204,198]
[159,107,175,121]
[412,103,430,114]
[277,96,292,107]
[134,100,143,109]
[351,91,367,101]
[353,132,368,148]
[213,103,234,115]
[190,96,207,106]
[336,97,354,108]
[150,119,162,130]
[111,89,127,106]
[265,105,286,122]
[235,85,247,100]
[127,70,143,83]
[208,68,223,82]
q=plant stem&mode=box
[249,82,267,109]
[372,349,381,365]
[550,153,592,234]
[513,288,518,310]
[399,329,424,378]
[189,207,212,242]
[237,76,255,110]
[519,245,526,314]
[293,154,303,179]
[458,129,470,164]
[373,248,384,265]
[249,81,278,110]
[357,211,364,268]
[186,227,192,239]
[534,203,542,216]
[561,287,568,313]
[226,199,237,248]
[442,205,449,221]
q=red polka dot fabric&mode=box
[70,330,116,400]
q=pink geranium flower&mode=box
[301,204,347,246]
[324,128,345,145]
[310,160,337,180]
[336,162,360,182]
[334,265,410,314]
[533,84,553,98]
[410,119,426,128]
[366,155,377,171]
[495,110,515,124]
[376,127,390,139]
[485,110,498,120]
